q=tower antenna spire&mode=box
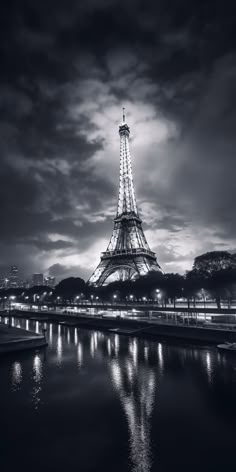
[122,107,125,123]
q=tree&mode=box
[134,271,165,299]
[190,251,236,308]
[28,285,52,295]
[162,273,184,305]
[193,251,236,275]
[54,277,86,299]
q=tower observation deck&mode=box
[89,109,162,286]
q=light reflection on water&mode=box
[90,334,95,358]
[74,328,78,345]
[94,331,98,350]
[114,334,119,356]
[77,342,83,368]
[157,342,164,374]
[1,315,236,471]
[49,323,53,344]
[107,338,111,356]
[57,336,63,365]
[32,354,43,410]
[129,338,138,367]
[36,321,39,334]
[11,361,22,390]
[110,347,156,472]
[205,350,213,383]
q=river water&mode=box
[1,316,236,472]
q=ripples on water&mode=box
[1,316,236,472]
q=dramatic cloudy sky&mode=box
[0,0,236,281]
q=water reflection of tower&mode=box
[109,337,156,472]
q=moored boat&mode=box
[217,342,236,352]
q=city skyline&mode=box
[0,265,56,289]
[0,1,236,281]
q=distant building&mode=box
[24,280,30,289]
[44,276,56,288]
[19,279,29,289]
[32,273,44,286]
[9,265,19,288]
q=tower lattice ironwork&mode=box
[89,109,162,286]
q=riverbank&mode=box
[14,309,236,344]
[0,323,47,354]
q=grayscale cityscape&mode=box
[1,1,236,472]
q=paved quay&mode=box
[15,309,236,344]
[0,322,47,354]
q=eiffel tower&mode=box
[89,109,162,286]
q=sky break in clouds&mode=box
[0,0,236,280]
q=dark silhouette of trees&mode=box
[1,250,236,308]
[186,251,236,307]
[28,286,52,295]
[93,271,186,305]
[54,277,86,300]
[162,273,184,306]
[193,251,236,275]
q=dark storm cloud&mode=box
[0,0,236,279]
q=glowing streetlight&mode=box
[155,289,161,301]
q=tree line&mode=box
[1,251,236,308]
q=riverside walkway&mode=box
[25,300,236,314]
[11,308,236,344]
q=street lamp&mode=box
[156,289,162,304]
[129,295,134,302]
